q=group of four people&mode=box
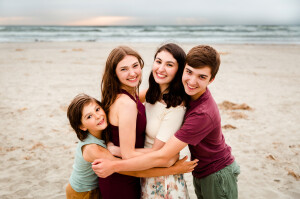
[65,43,240,199]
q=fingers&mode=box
[92,159,103,165]
[181,155,188,161]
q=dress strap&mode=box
[120,89,138,103]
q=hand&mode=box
[173,156,199,174]
[166,153,180,167]
[92,159,116,178]
[107,142,122,157]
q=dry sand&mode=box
[0,42,299,199]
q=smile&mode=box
[128,77,138,82]
[156,72,167,78]
[97,118,105,125]
[187,83,197,90]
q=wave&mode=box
[0,25,299,44]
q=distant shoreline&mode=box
[1,25,299,44]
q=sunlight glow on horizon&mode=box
[66,16,134,26]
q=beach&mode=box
[0,42,299,199]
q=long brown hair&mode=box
[101,46,144,113]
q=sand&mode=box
[0,42,299,199]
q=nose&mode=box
[157,64,165,72]
[129,68,136,76]
[95,112,101,119]
[188,75,197,85]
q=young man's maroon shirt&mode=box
[175,88,234,178]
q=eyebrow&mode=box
[186,67,209,77]
[155,57,175,64]
[199,74,209,78]
[120,61,139,68]
[83,112,92,119]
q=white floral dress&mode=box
[141,102,189,199]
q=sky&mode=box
[0,0,299,26]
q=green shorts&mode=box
[193,161,240,199]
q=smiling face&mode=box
[115,55,142,91]
[152,50,179,92]
[182,65,214,101]
[80,100,108,137]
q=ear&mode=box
[208,78,215,85]
[79,124,87,131]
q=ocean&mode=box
[0,25,299,44]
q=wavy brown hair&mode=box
[146,43,188,108]
[101,46,144,113]
[67,93,109,142]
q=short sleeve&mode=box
[156,106,186,143]
[175,112,214,146]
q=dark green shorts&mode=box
[193,161,240,199]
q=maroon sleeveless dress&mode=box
[98,89,146,199]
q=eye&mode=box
[133,64,139,68]
[121,68,127,71]
[87,115,92,119]
[96,108,100,112]
[185,69,192,74]
[199,75,207,80]
[155,60,161,64]
[167,63,173,67]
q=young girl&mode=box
[65,93,110,199]
[66,93,197,199]
[99,46,147,199]
[107,43,190,198]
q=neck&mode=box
[159,84,169,95]
[191,88,207,101]
[121,85,136,96]
[89,130,102,140]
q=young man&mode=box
[92,45,240,199]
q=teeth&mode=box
[98,118,104,125]
[128,77,137,81]
[187,84,197,89]
[157,73,166,78]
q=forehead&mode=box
[82,101,99,112]
[117,55,139,68]
[185,65,212,76]
[156,50,176,62]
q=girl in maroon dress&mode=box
[99,46,145,199]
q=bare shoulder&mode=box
[82,143,107,162]
[115,93,136,109]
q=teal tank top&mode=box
[69,133,106,192]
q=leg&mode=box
[193,162,240,199]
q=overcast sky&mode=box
[0,0,299,26]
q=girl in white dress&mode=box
[108,43,190,198]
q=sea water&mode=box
[0,25,299,44]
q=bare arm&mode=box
[109,106,185,156]
[82,143,197,178]
[120,156,198,177]
[117,96,144,159]
[108,138,165,156]
[139,89,147,103]
[92,136,189,178]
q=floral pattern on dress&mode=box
[141,174,189,199]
